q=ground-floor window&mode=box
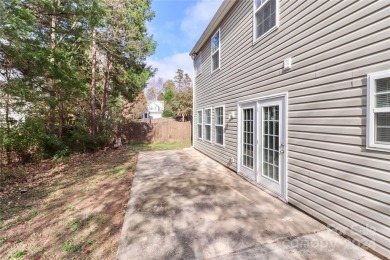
[215,106,224,145]
[204,108,211,141]
[367,70,390,151]
[197,110,203,139]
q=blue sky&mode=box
[147,0,223,81]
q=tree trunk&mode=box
[90,27,97,140]
[101,53,111,119]
[59,102,64,138]
[49,15,56,135]
[5,94,11,165]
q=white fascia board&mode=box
[190,0,237,56]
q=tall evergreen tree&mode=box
[0,0,156,161]
[99,0,156,120]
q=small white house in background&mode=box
[143,100,164,119]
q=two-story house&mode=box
[190,0,390,258]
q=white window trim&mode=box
[197,109,203,140]
[214,105,225,147]
[253,0,280,45]
[204,107,212,143]
[194,53,202,77]
[211,28,221,73]
[367,70,390,152]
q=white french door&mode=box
[239,102,257,180]
[238,94,287,200]
[257,97,287,198]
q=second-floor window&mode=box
[211,29,220,72]
[254,0,277,40]
[194,53,202,77]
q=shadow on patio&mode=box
[117,149,377,260]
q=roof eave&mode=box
[189,0,237,56]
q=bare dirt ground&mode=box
[0,143,190,260]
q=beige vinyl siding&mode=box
[193,0,390,257]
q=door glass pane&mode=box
[263,162,268,177]
[275,121,279,135]
[268,163,273,179]
[243,108,254,169]
[274,166,279,182]
[275,106,279,120]
[274,151,279,166]
[264,107,269,120]
[262,105,280,182]
[270,107,275,120]
[275,136,279,149]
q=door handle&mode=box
[279,144,285,154]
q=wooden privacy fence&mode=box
[122,118,192,144]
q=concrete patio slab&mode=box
[117,149,377,260]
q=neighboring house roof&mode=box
[190,0,237,56]
[147,100,164,107]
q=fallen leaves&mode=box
[0,147,135,259]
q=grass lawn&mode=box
[0,141,191,259]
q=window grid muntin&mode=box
[262,106,279,182]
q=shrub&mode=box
[66,123,109,153]
[1,117,110,165]
[162,110,173,118]
[43,135,67,158]
[3,118,49,162]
